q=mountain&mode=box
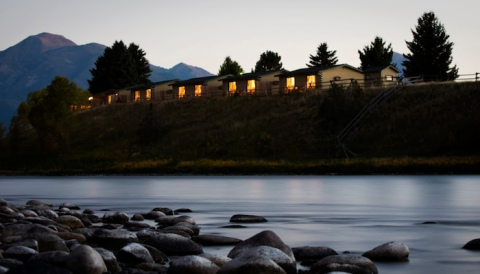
[0,33,214,127]
[392,52,406,74]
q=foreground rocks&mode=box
[0,198,415,274]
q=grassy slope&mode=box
[1,82,479,174]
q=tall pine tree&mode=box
[254,50,284,72]
[218,56,244,76]
[88,41,152,94]
[358,37,394,70]
[402,12,458,81]
[306,43,338,68]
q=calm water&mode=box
[1,176,479,273]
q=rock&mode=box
[192,235,242,246]
[26,200,53,207]
[172,215,196,225]
[116,243,154,266]
[174,208,193,214]
[35,209,59,219]
[92,228,139,250]
[220,225,247,229]
[123,222,151,230]
[143,232,203,256]
[0,265,7,274]
[198,253,231,268]
[83,209,94,214]
[59,208,70,213]
[0,258,23,270]
[135,262,166,272]
[310,255,378,274]
[160,226,195,236]
[161,230,191,238]
[65,239,81,250]
[1,238,39,252]
[0,224,37,240]
[0,206,15,215]
[28,251,70,268]
[94,247,122,273]
[103,212,129,224]
[3,246,38,263]
[292,246,338,261]
[227,230,294,261]
[155,216,176,225]
[217,254,287,274]
[141,244,168,264]
[463,238,480,250]
[229,214,267,223]
[362,241,410,261]
[55,216,84,229]
[0,199,7,206]
[21,210,38,217]
[58,203,80,210]
[224,245,296,274]
[152,207,174,215]
[2,261,72,274]
[72,227,98,239]
[23,225,70,252]
[173,222,201,235]
[23,217,70,231]
[144,211,166,220]
[57,232,87,244]
[65,245,107,274]
[168,255,220,274]
[131,214,144,221]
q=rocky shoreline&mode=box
[0,198,477,274]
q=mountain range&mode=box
[0,33,214,127]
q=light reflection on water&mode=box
[1,175,480,273]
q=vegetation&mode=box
[88,41,151,94]
[403,12,459,81]
[254,50,284,72]
[1,82,479,175]
[358,36,394,70]
[218,56,244,76]
[306,43,338,68]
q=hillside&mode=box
[0,33,214,127]
[1,82,479,174]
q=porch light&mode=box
[88,97,93,101]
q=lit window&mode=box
[179,86,185,98]
[307,75,316,88]
[146,89,151,100]
[247,80,256,93]
[229,82,237,92]
[334,76,341,81]
[108,95,113,104]
[385,75,393,81]
[195,85,202,96]
[135,91,140,101]
[286,77,295,89]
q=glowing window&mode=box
[286,77,295,88]
[229,82,237,92]
[108,95,112,104]
[146,89,151,100]
[179,86,185,98]
[385,75,394,81]
[307,75,316,88]
[195,85,202,96]
[247,80,256,92]
[135,91,140,101]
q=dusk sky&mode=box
[1,0,478,76]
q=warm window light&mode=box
[146,89,151,100]
[179,86,185,98]
[286,77,295,89]
[135,91,140,101]
[229,82,237,92]
[195,85,202,96]
[307,75,316,88]
[247,80,255,93]
[88,96,93,101]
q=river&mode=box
[1,175,479,273]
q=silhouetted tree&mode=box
[358,37,394,70]
[307,43,338,68]
[403,12,459,81]
[88,41,151,94]
[254,50,284,72]
[218,56,244,76]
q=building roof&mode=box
[126,79,180,91]
[363,65,401,73]
[276,64,363,77]
[220,70,286,82]
[170,75,231,86]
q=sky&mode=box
[1,0,479,76]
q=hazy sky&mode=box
[1,0,478,75]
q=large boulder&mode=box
[103,212,129,224]
[144,211,166,220]
[143,232,203,256]
[292,246,338,261]
[0,206,15,215]
[65,245,107,274]
[23,225,69,252]
[55,216,84,229]
[227,230,294,261]
[168,255,220,274]
[310,255,378,274]
[229,214,267,223]
[362,241,410,261]
[192,235,242,246]
[94,247,122,273]
[116,243,154,266]
[463,238,480,250]
[26,200,53,207]
[3,245,38,263]
[92,228,138,250]
[28,251,70,269]
[141,244,168,264]
[58,203,80,210]
[217,255,287,274]
[34,209,58,219]
[198,253,231,268]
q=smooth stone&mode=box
[192,234,242,246]
[0,199,7,206]
[141,244,168,264]
[94,247,122,273]
[220,225,247,229]
[168,255,220,274]
[21,210,38,217]
[172,215,196,225]
[83,209,94,214]
[155,216,176,225]
[144,211,166,220]
[292,246,338,261]
[198,253,231,268]
[463,238,480,250]
[173,222,201,235]
[22,225,70,252]
[143,232,203,256]
[217,253,287,274]
[23,217,71,231]
[152,207,174,215]
[2,261,72,274]
[229,214,267,223]
[103,212,129,224]
[0,224,37,240]
[0,265,7,274]
[362,241,410,261]
[135,262,166,272]
[0,258,23,269]
[161,230,191,238]
[0,206,15,215]
[174,208,193,214]
[116,243,154,266]
[92,228,139,250]
[3,246,38,263]
[28,251,70,268]
[65,239,81,250]
[124,222,151,229]
[55,216,84,229]
[59,208,70,213]
[65,245,107,274]
[35,209,58,219]
[72,227,98,238]
[57,232,87,244]
[1,238,39,252]
[58,203,80,210]
[26,200,53,207]
[160,226,195,236]
[229,245,296,274]
[310,255,378,274]
[131,214,145,221]
[227,230,294,261]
